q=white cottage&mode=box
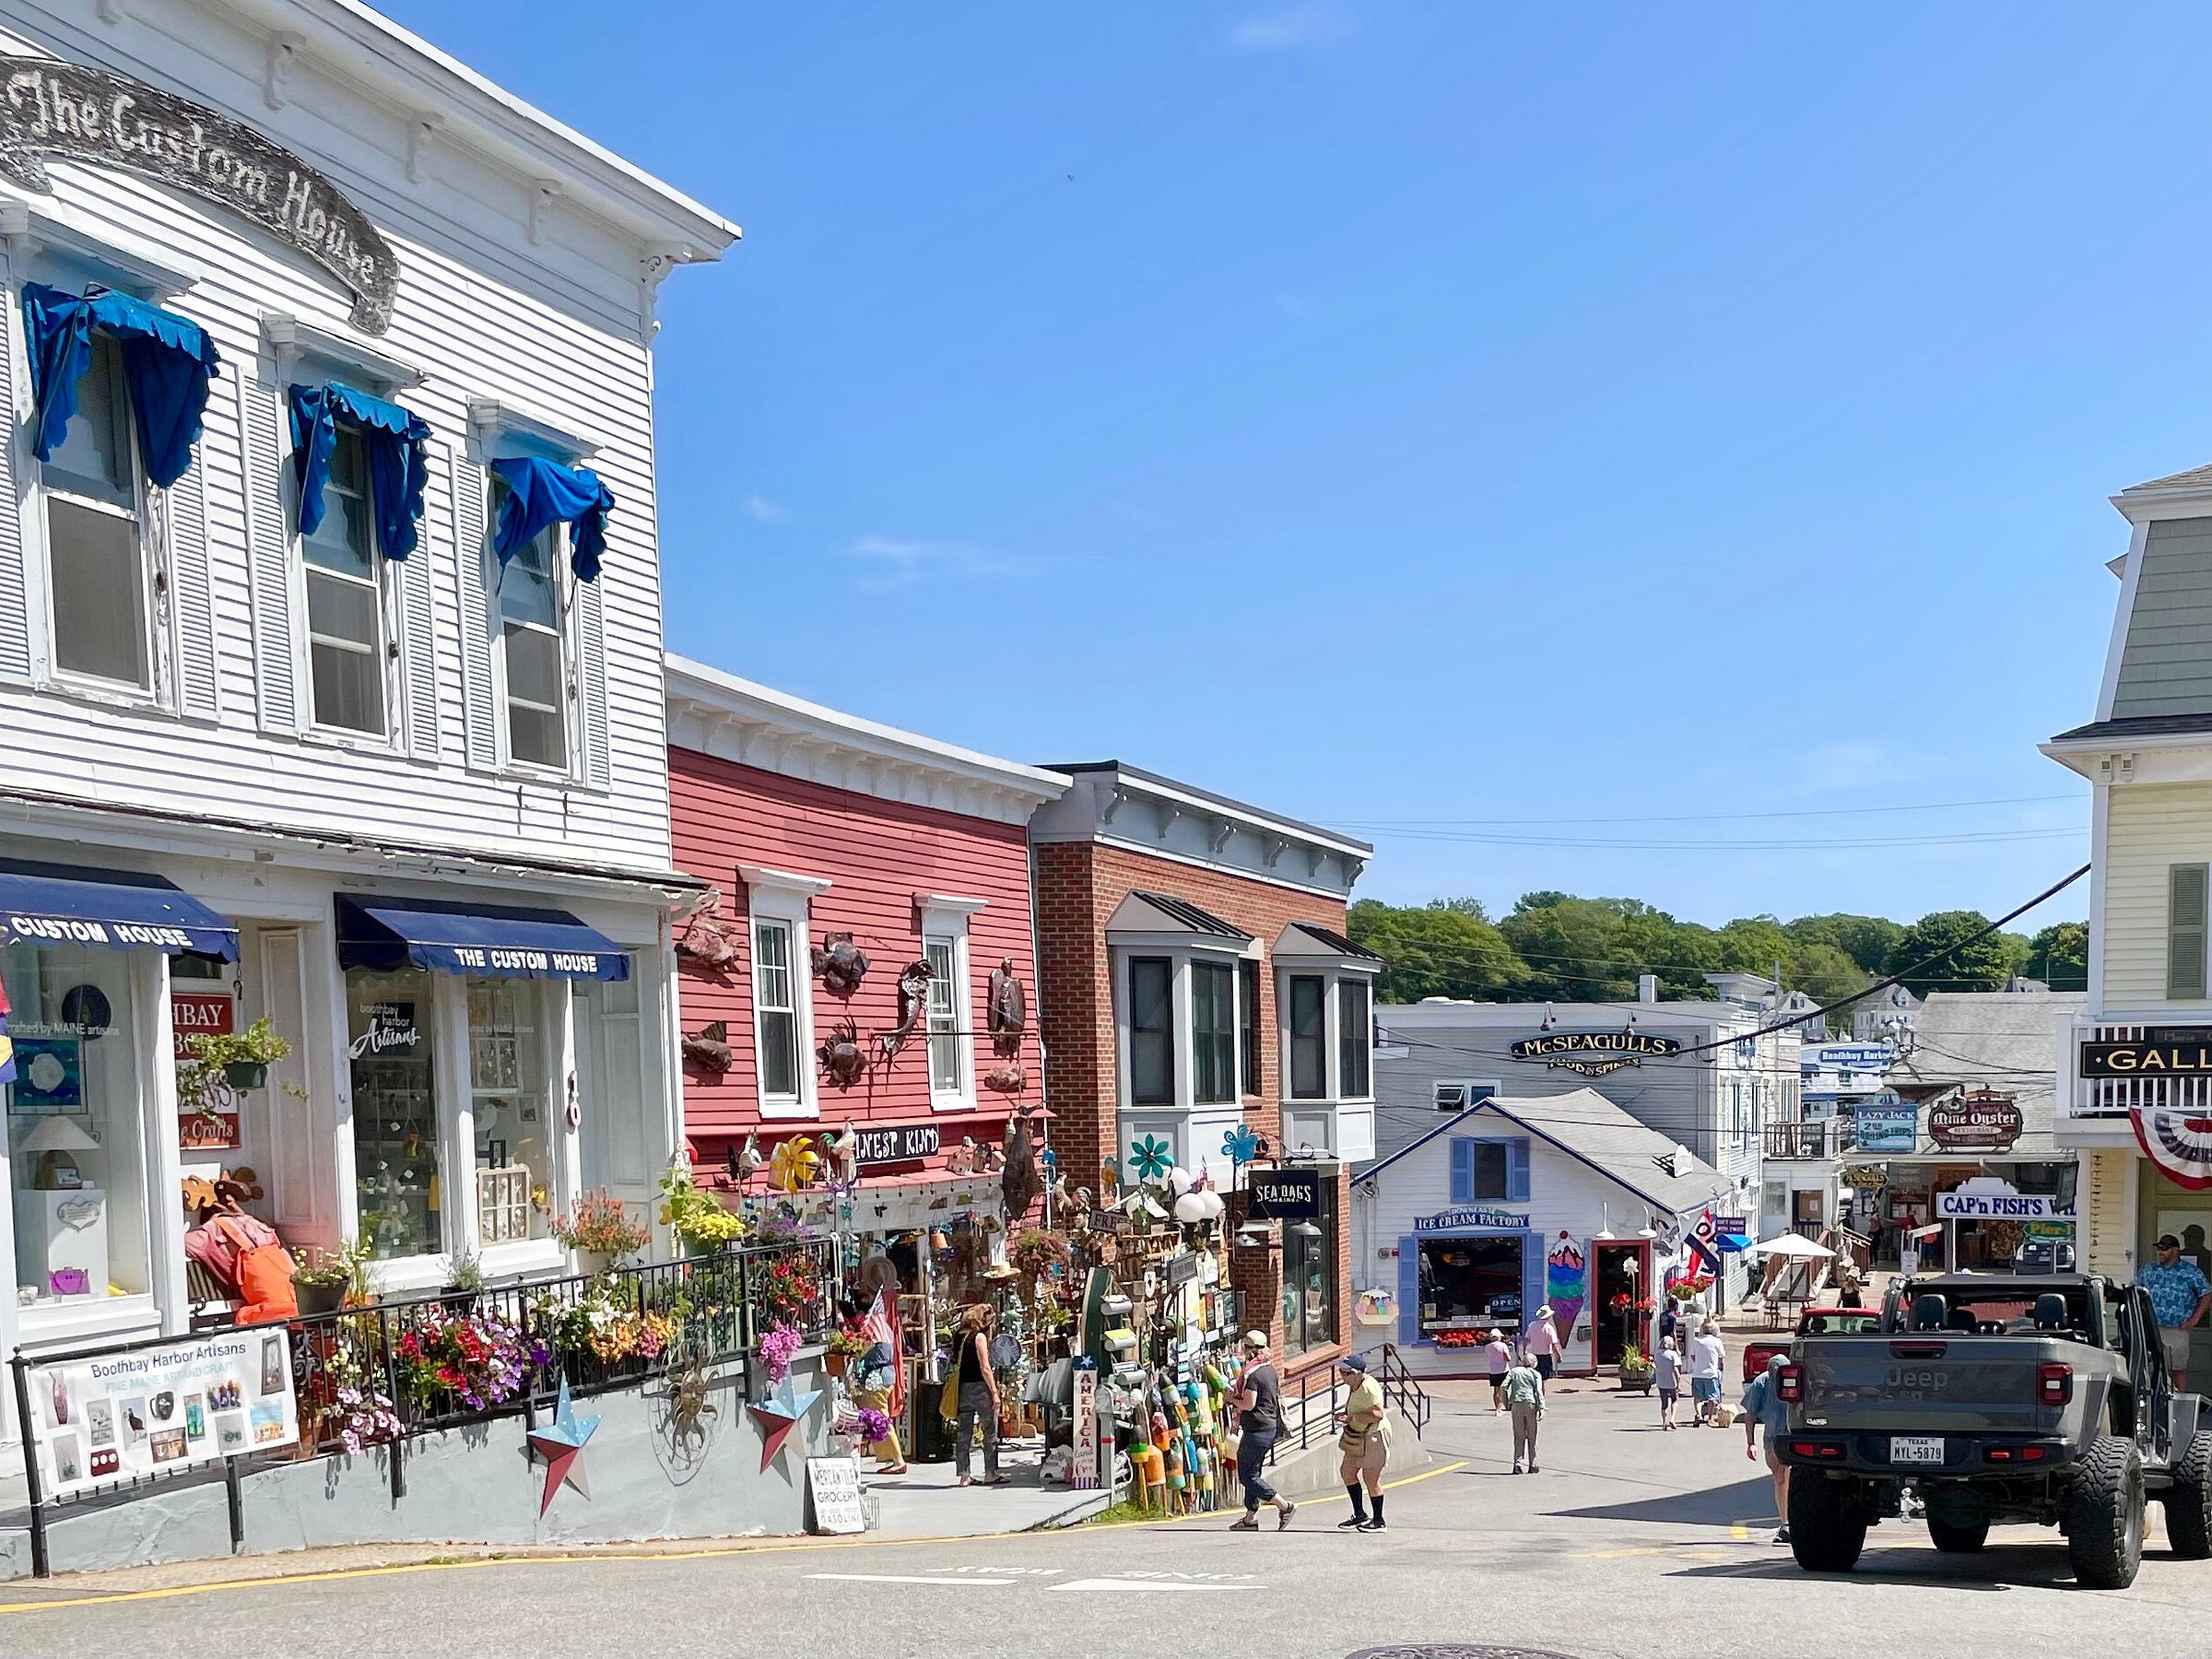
[1353,1089,1734,1378]
[0,1,735,1377]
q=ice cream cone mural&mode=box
[1546,1233,1587,1347]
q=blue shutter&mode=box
[1522,1230,1544,1337]
[1506,1138,1531,1203]
[1396,1236,1419,1346]
[1450,1138,1473,1205]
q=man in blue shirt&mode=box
[1741,1353,1794,1544]
[2140,1233,2212,1390]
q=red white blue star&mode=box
[527,1378,601,1516]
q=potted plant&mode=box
[184,1017,292,1091]
[393,1306,547,1414]
[553,1188,651,1276]
[825,1326,869,1378]
[291,1240,366,1318]
[1618,1343,1655,1393]
[441,1246,485,1313]
[657,1159,748,1255]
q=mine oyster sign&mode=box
[1509,1030,1683,1077]
[0,57,397,333]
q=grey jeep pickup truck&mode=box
[1775,1273,2212,1588]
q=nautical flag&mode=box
[1687,1207,1724,1277]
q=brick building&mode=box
[1029,762,1378,1380]
[665,657,1068,1220]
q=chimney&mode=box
[1638,973,1658,1005]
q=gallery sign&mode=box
[1509,1030,1683,1077]
[1247,1168,1322,1220]
[1926,1091,2024,1153]
[27,1328,299,1499]
[0,56,398,333]
[2081,1028,2212,1077]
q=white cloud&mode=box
[744,495,786,522]
[1228,4,1355,52]
[845,535,1027,588]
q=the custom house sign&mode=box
[2080,1027,2212,1077]
[0,56,398,332]
[1510,1030,1683,1077]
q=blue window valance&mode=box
[488,454,614,582]
[23,283,221,489]
[287,382,431,560]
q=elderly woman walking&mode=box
[1335,1353,1393,1531]
[1503,1347,1547,1475]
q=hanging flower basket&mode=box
[224,1061,269,1090]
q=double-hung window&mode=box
[300,425,388,735]
[754,919,801,1105]
[925,934,965,1100]
[1288,975,1328,1100]
[499,516,568,771]
[41,334,151,690]
[1192,959,1237,1105]
[1129,957,1174,1106]
[1238,959,1262,1097]
[1337,978,1371,1100]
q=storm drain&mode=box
[1347,1649,1577,1659]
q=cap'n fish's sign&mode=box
[0,57,398,333]
[1509,1030,1684,1077]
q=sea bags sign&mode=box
[0,57,398,332]
[29,1329,300,1499]
[1509,1030,1683,1077]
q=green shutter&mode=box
[2171,864,2209,1001]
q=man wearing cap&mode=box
[1335,1354,1392,1531]
[1228,1332,1295,1531]
[2140,1234,2212,1390]
[1740,1352,1794,1544]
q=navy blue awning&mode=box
[0,859,238,959]
[335,896,629,981]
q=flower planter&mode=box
[1618,1370,1655,1394]
[294,1278,345,1318]
[825,1351,848,1379]
[223,1061,269,1090]
[575,1249,612,1277]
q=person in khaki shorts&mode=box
[2141,1233,2212,1390]
[1334,1354,1392,1532]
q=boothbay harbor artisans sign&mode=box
[1509,1030,1684,1078]
[0,57,398,332]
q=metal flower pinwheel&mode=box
[769,1135,821,1193]
[1222,1124,1261,1168]
[1128,1135,1174,1182]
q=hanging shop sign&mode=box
[1936,1188,2073,1221]
[1165,1251,1200,1289]
[1926,1091,2024,1154]
[172,990,239,1151]
[0,57,399,332]
[1414,1206,1530,1232]
[1842,1164,1890,1191]
[2080,1028,2212,1077]
[852,1121,941,1167]
[1508,1030,1683,1078]
[1247,1168,1322,1220]
[1853,1100,1919,1153]
[26,1327,299,1499]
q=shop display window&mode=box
[1279,1179,1338,1357]
[5,943,149,1304]
[347,967,441,1260]
[466,979,552,1244]
[1418,1235,1524,1338]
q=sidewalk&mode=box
[865,1437,1106,1536]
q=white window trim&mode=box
[1111,939,1251,1117]
[918,897,981,1112]
[488,505,578,780]
[1433,1078,1502,1112]
[1277,960,1382,1108]
[294,424,404,747]
[744,867,827,1122]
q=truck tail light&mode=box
[2038,1361,2073,1406]
[1788,1440,1844,1460]
[1777,1362,1804,1403]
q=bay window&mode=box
[1239,959,1261,1097]
[1338,979,1371,1100]
[1192,959,1236,1105]
[1288,975,1327,1100]
[1129,957,1174,1106]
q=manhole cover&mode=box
[1347,1650,1576,1659]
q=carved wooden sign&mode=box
[0,57,398,333]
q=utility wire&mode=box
[1331,793,2083,829]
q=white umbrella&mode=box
[1744,1233,1835,1259]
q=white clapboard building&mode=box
[0,2,735,1373]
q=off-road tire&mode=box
[1788,1474,1867,1572]
[2163,1431,2212,1560]
[2067,1434,2146,1589]
[1927,1517,1989,1553]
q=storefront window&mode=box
[5,944,148,1304]
[1417,1232,1524,1341]
[467,979,551,1245]
[347,967,441,1260]
[1280,1179,1337,1357]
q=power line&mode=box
[1346,826,2084,853]
[1329,793,2085,830]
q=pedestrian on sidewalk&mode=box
[951,1304,1006,1488]
[1740,1353,1793,1543]
[1228,1331,1296,1532]
[1653,1335,1682,1430]
[1485,1328,1512,1415]
[2141,1233,2212,1390]
[847,1297,908,1474]
[1335,1354,1392,1531]
[1526,1307,1562,1381]
[1688,1319,1726,1426]
[1504,1347,1546,1474]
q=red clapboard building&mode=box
[665,657,1068,1231]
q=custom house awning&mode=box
[335,895,629,981]
[0,860,239,959]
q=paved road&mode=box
[8,1380,2210,1659]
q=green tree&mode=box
[1783,939,1871,1010]
[1346,898,1525,1004]
[1715,914,1791,977]
[1884,911,2017,995]
[2026,921,2088,991]
[1785,913,1905,976]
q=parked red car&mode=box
[1742,1305,1881,1382]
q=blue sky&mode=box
[379,2,2211,930]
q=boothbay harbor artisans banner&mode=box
[28,1330,300,1500]
[0,56,398,332]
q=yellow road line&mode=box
[1729,1523,1750,1540]
[0,1461,1470,1617]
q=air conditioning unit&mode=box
[1435,1083,1468,1112]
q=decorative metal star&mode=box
[747,1373,822,1471]
[526,1378,601,1516]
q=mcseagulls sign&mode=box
[0,57,398,333]
[1509,1029,1683,1077]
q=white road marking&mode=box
[806,1573,1018,1586]
[1052,1577,1261,1593]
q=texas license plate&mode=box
[1890,1436,1946,1465]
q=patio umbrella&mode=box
[1744,1233,1835,1259]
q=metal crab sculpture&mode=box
[811,932,870,997]
[817,1018,870,1090]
